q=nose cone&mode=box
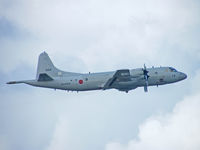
[180,72,187,80]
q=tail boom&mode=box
[7,81,25,84]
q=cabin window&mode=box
[155,72,158,74]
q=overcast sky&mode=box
[0,0,200,150]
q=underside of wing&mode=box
[103,69,131,89]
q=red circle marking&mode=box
[79,80,83,84]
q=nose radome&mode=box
[184,73,187,79]
[181,73,187,80]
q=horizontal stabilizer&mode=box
[38,73,53,81]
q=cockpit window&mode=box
[169,67,177,72]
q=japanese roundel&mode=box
[79,80,83,84]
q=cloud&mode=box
[0,90,57,150]
[105,92,200,150]
[46,117,70,150]
[0,0,199,73]
[0,135,10,150]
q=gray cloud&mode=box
[0,0,199,73]
[105,91,200,150]
[0,135,10,150]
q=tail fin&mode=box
[36,52,60,80]
[36,52,80,81]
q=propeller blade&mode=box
[144,76,148,92]
[144,64,147,70]
[143,64,149,92]
[144,85,148,92]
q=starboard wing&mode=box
[103,69,131,89]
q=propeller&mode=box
[143,64,150,92]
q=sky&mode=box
[0,0,200,150]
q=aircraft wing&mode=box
[103,69,131,89]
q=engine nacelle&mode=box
[130,68,144,77]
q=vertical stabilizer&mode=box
[36,52,57,80]
[36,52,80,80]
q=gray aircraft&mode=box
[7,52,187,93]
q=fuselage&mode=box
[7,52,187,93]
[24,67,187,92]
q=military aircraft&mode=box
[7,52,187,93]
